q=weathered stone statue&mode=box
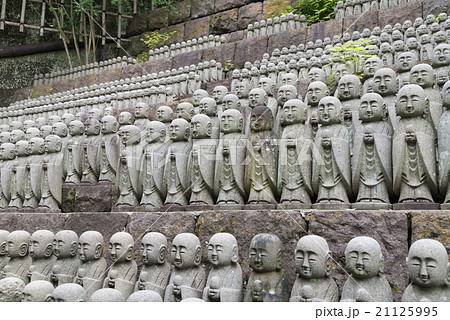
[439,81,450,209]
[341,236,393,302]
[50,230,79,286]
[212,85,228,115]
[22,280,54,301]
[64,120,84,184]
[90,288,125,302]
[278,99,312,208]
[393,85,438,208]
[192,89,209,114]
[28,230,56,282]
[1,230,31,282]
[164,233,206,301]
[81,118,101,184]
[0,277,25,302]
[352,93,393,209]
[214,110,247,209]
[257,78,277,117]
[244,234,289,302]
[199,97,219,139]
[7,140,28,209]
[402,239,450,302]
[290,235,338,302]
[134,102,151,133]
[103,232,137,299]
[395,52,418,87]
[432,43,450,91]
[0,230,9,272]
[135,232,170,298]
[22,137,44,209]
[337,75,363,134]
[312,97,351,209]
[47,283,85,302]
[176,102,196,122]
[245,106,278,208]
[156,105,174,142]
[202,233,243,302]
[76,231,107,299]
[119,111,133,127]
[98,115,120,183]
[373,68,399,128]
[163,119,192,209]
[128,289,163,302]
[305,81,330,120]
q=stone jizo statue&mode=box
[50,230,79,286]
[0,277,25,302]
[1,230,31,282]
[22,280,54,302]
[47,283,85,302]
[28,230,56,282]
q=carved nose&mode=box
[255,253,261,262]
[302,258,309,268]
[419,262,428,277]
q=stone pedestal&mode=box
[62,183,118,213]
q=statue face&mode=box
[222,95,239,111]
[176,103,195,122]
[249,89,267,108]
[212,87,228,104]
[396,53,418,72]
[307,82,329,106]
[207,234,236,268]
[15,141,29,157]
[84,119,100,136]
[345,237,382,279]
[295,237,329,279]
[169,119,189,142]
[87,109,101,121]
[26,128,41,141]
[109,234,133,263]
[157,107,173,122]
[78,234,100,262]
[250,107,272,132]
[171,234,200,269]
[145,123,164,143]
[28,138,45,155]
[407,240,449,288]
[442,83,450,108]
[235,82,250,99]
[220,110,242,134]
[281,73,297,86]
[0,144,16,160]
[396,85,427,118]
[53,233,75,259]
[249,235,281,273]
[334,65,349,83]
[308,68,326,83]
[280,100,304,125]
[0,133,10,145]
[359,94,385,122]
[23,120,36,131]
[61,114,75,126]
[68,121,84,136]
[101,117,117,134]
[140,233,166,266]
[135,103,149,118]
[338,76,361,100]
[192,90,207,106]
[318,97,341,125]
[410,65,434,89]
[10,130,25,144]
[199,99,217,116]
[51,123,67,138]
[118,112,132,125]
[373,69,397,96]
[433,44,450,66]
[29,232,53,259]
[277,85,297,107]
[119,126,140,145]
[191,115,210,139]
[6,234,28,258]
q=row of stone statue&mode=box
[148,35,227,62]
[33,56,136,87]
[246,13,308,39]
[335,0,418,19]
[0,229,448,302]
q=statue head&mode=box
[156,106,174,123]
[337,75,362,100]
[191,114,212,139]
[22,280,54,302]
[176,102,195,122]
[249,88,268,108]
[235,81,251,99]
[207,233,239,268]
[345,236,384,279]
[308,68,326,83]
[169,118,190,142]
[6,230,30,258]
[145,121,166,144]
[9,121,24,132]
[29,230,54,260]
[212,86,228,104]
[442,81,450,109]
[277,85,298,107]
[295,235,332,279]
[108,232,134,263]
[119,125,140,145]
[280,99,307,126]
[410,64,435,89]
[61,113,76,127]
[407,239,449,288]
[15,140,29,157]
[23,120,36,131]
[306,81,330,107]
[359,93,387,122]
[0,278,25,302]
[35,117,47,129]
[281,73,298,86]
[220,109,243,134]
[9,129,25,144]
[27,137,45,155]
[47,283,84,302]
[250,106,274,132]
[249,233,283,273]
[75,112,88,124]
[68,120,84,137]
[0,230,9,257]
[199,98,217,117]
[171,233,202,270]
[101,115,119,134]
[222,94,240,111]
[0,132,10,145]
[0,143,16,161]
[127,290,162,302]
[87,108,102,121]
[44,134,62,153]
[140,232,167,266]
[192,89,209,107]
[84,118,101,136]
[395,52,419,73]
[51,122,68,138]
[118,111,133,126]
[26,127,42,141]
[78,231,104,262]
[89,288,125,302]
[396,84,429,118]
[135,102,149,119]
[53,230,78,259]
[318,96,342,125]
[373,68,398,96]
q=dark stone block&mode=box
[121,63,145,80]
[223,30,245,43]
[215,0,243,12]
[170,50,203,71]
[0,213,19,232]
[11,87,31,103]
[201,43,236,65]
[343,10,379,34]
[147,7,169,31]
[195,210,307,290]
[143,59,171,75]
[0,89,14,108]
[97,67,123,84]
[234,36,268,68]
[159,23,186,46]
[309,210,409,302]
[127,13,149,37]
[411,211,450,253]
[423,0,450,17]
[30,85,52,99]
[237,2,263,30]
[306,18,343,43]
[15,213,67,234]
[61,183,118,213]
[211,9,239,34]
[379,1,423,28]
[168,0,192,25]
[191,0,215,19]
[184,16,211,39]
[72,75,96,90]
[267,29,307,56]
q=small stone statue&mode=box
[81,118,101,184]
[98,115,120,183]
[28,230,56,282]
[22,280,54,302]
[176,102,196,123]
[306,81,330,118]
[395,52,418,87]
[432,44,450,91]
[312,97,351,209]
[50,230,79,286]
[1,230,31,282]
[192,89,209,114]
[393,85,438,208]
[76,231,107,300]
[103,232,137,299]
[337,74,363,131]
[341,236,393,301]
[164,233,206,301]
[156,106,174,142]
[47,283,85,302]
[118,111,133,127]
[135,232,170,298]
[203,233,243,302]
[245,106,278,207]
[402,239,450,302]
[90,288,125,302]
[439,81,450,208]
[22,137,44,209]
[244,234,289,302]
[373,68,399,128]
[290,235,338,302]
[199,97,219,139]
[0,230,9,272]
[0,277,25,302]
[64,120,84,184]
[212,85,229,116]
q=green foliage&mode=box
[136,31,177,63]
[223,59,235,72]
[293,0,338,25]
[264,0,293,19]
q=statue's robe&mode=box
[313,124,351,203]
[290,276,339,302]
[98,134,120,183]
[163,141,192,206]
[38,152,64,210]
[116,143,143,207]
[214,133,247,205]
[244,270,289,302]
[8,156,27,209]
[0,159,14,209]
[134,262,171,298]
[202,263,243,302]
[51,256,80,286]
[103,260,137,299]
[245,130,278,204]
[77,258,107,299]
[164,266,206,301]
[352,121,393,204]
[139,141,169,208]
[65,135,84,184]
[23,154,43,209]
[81,135,101,184]
[438,109,450,202]
[188,138,217,205]
[29,256,56,282]
[277,123,313,204]
[0,256,9,273]
[423,87,443,134]
[393,117,438,202]
[341,275,393,302]
[2,256,32,283]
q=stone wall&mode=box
[0,209,448,301]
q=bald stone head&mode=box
[6,230,30,258]
[359,93,387,122]
[78,231,104,262]
[0,132,10,145]
[282,73,298,86]
[308,67,326,83]
[258,77,275,97]
[176,102,195,122]
[90,288,125,302]
[207,233,239,268]
[199,97,217,117]
[318,96,343,125]
[47,283,85,302]
[396,52,419,73]
[222,94,240,111]
[87,109,102,121]
[432,43,450,67]
[61,113,76,127]
[235,81,251,99]
[51,122,68,138]
[280,99,307,125]
[306,81,330,107]
[145,121,166,144]
[53,230,78,259]
[212,86,229,104]
[29,230,54,260]
[169,118,190,142]
[220,109,244,134]
[277,85,298,107]
[171,233,202,270]
[345,236,384,279]
[191,114,212,139]
[109,232,134,263]
[250,106,274,132]
[119,125,140,145]
[295,235,331,279]
[101,115,119,134]
[192,89,209,107]
[10,129,25,144]
[26,127,42,141]
[22,280,54,302]
[23,120,36,131]
[48,115,62,125]
[410,64,435,89]
[35,117,47,129]
[364,56,383,79]
[118,111,133,126]
[27,137,45,156]
[249,88,269,108]
[140,232,167,266]
[135,102,149,119]
[373,68,398,96]
[156,106,174,123]
[68,120,84,137]
[0,142,16,161]
[396,84,429,118]
[249,233,283,273]
[44,134,62,153]
[9,121,24,132]
[15,140,29,157]
[127,290,162,302]
[0,278,25,302]
[0,230,9,257]
[337,75,361,101]
[84,118,101,136]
